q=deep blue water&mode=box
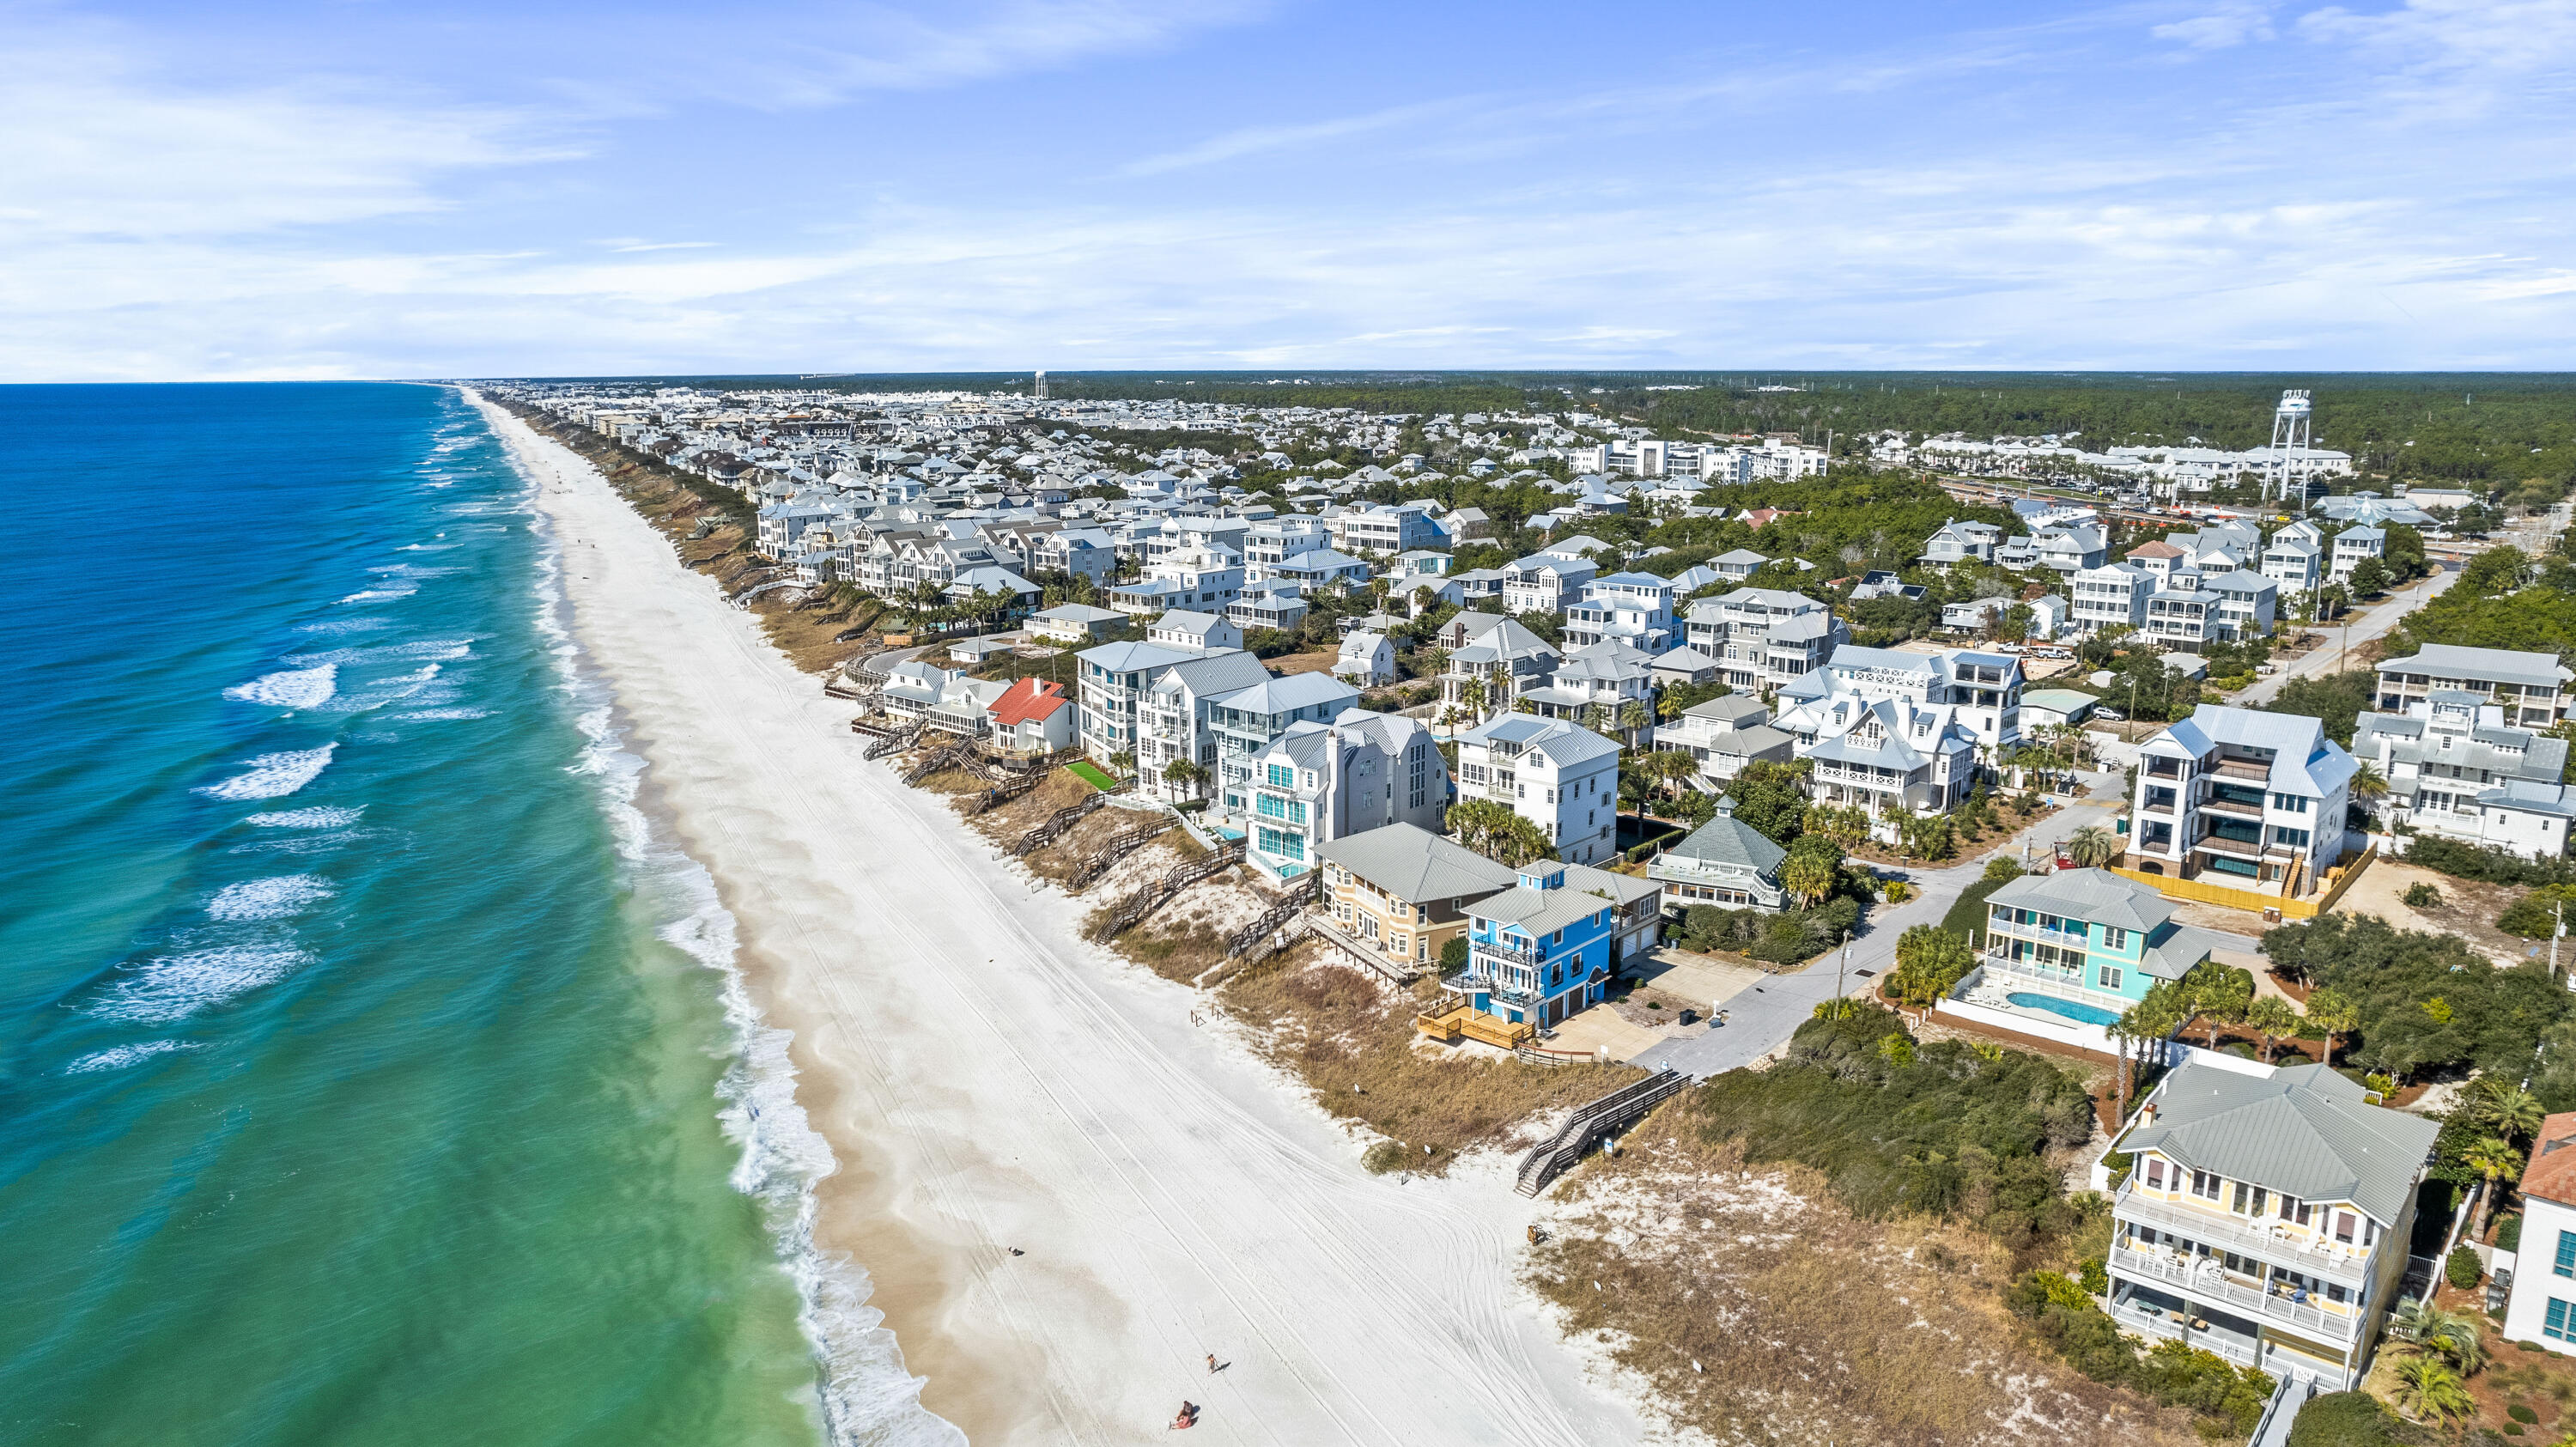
[0,384,848,1446]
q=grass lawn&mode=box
[1940,873,2014,940]
[1066,760,1117,792]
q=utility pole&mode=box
[2555,897,2565,980]
[1835,929,1850,1000]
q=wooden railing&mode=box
[1415,1005,1532,1050]
[863,720,924,760]
[1012,787,1115,857]
[1068,815,1180,891]
[1224,872,1321,965]
[1514,1069,1687,1197]
[1091,839,1249,941]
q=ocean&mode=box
[0,384,946,1447]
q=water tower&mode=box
[2268,390,2313,506]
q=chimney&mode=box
[2141,1103,2158,1128]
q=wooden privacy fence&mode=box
[2109,842,2375,921]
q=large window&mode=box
[2556,1229,2576,1279]
[2190,1169,2221,1201]
[2550,1298,2576,1344]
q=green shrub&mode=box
[2262,913,2573,1081]
[2447,1244,2484,1290]
[2406,834,2576,887]
[1438,936,1468,973]
[2501,885,2576,939]
[1360,1140,1410,1174]
[2510,1403,2540,1424]
[1702,1008,2094,1246]
[2499,1213,2524,1252]
[2275,1049,2313,1067]
[2284,1390,2420,1447]
[2007,1276,2275,1436]
[2403,882,2444,909]
[2079,1256,2109,1296]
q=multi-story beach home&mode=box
[1515,641,1656,739]
[1919,518,2002,568]
[983,677,1076,754]
[1243,516,1332,570]
[2262,524,2325,598]
[1137,650,1299,802]
[1501,550,1601,616]
[2144,569,2277,651]
[1949,869,2224,1036]
[1680,588,1844,694]
[1438,613,1561,721]
[1446,859,1642,1032]
[1146,609,1242,654]
[2352,693,2576,860]
[1315,823,1516,973]
[1562,572,1677,653]
[1073,641,1260,767]
[1028,602,1127,646]
[1206,673,1364,820]
[1653,696,1795,793]
[1648,798,1788,914]
[2330,526,2386,584]
[1239,709,1449,878]
[2103,1061,2439,1388]
[2374,644,2573,728]
[1450,714,1622,866]
[1224,581,1309,635]
[1328,501,1444,557]
[2500,1113,2576,1357]
[2070,562,2154,635]
[1777,645,2022,754]
[2125,705,2356,896]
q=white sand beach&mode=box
[476,397,1647,1446]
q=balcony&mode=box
[2114,1188,2372,1290]
[2106,1244,2363,1340]
[2107,1289,2266,1371]
[2213,758,2273,783]
[1475,941,1542,968]
[2200,796,2264,820]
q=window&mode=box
[2272,826,2312,849]
[2556,1229,2576,1280]
[2272,793,2312,813]
[2334,1211,2355,1244]
[2097,964,2123,992]
[2099,926,2129,951]
[1266,763,1292,788]
[2144,1158,2166,1189]
[2231,1182,2268,1217]
[2552,1299,2576,1344]
[2190,1170,2221,1201]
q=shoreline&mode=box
[469,394,1649,1444]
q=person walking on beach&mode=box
[1206,1353,1217,1375]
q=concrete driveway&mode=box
[1630,775,2131,1078]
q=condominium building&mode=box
[1450,714,1621,866]
[2104,1062,2439,1388]
[1328,502,1444,556]
[2374,644,2574,728]
[1679,587,1845,693]
[2352,693,2576,860]
[2126,705,2357,895]
[1241,709,1450,877]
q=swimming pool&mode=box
[2006,991,2122,1027]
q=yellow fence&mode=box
[2110,844,2377,921]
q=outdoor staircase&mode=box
[1090,839,1249,942]
[962,770,1048,817]
[902,739,982,786]
[1223,872,1321,966]
[862,720,924,759]
[1067,815,1180,891]
[1012,789,1114,857]
[1512,1069,1690,1198]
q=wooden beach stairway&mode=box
[1067,814,1179,891]
[1091,839,1249,942]
[1512,1070,1690,1198]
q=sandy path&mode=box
[477,398,1644,1447]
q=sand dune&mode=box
[477,397,1645,1447]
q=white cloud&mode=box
[2297,0,2576,70]
[2152,6,2277,48]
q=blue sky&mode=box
[5,0,2573,380]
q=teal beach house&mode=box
[1940,869,2228,1045]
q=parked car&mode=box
[2094,706,2127,721]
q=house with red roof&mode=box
[985,677,1074,754]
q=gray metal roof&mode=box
[2128,1062,2438,1225]
[1312,824,1518,903]
[2377,644,2574,689]
[1989,868,2176,933]
[1471,860,1650,934]
[1659,810,1785,874]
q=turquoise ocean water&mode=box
[0,384,950,1447]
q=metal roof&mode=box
[2128,1062,2437,1225]
[2377,644,2574,689]
[1312,823,1517,903]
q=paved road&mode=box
[2234,568,2456,706]
[1632,773,2130,1078]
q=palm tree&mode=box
[2391,1355,2473,1426]
[2465,1134,2526,1243]
[1618,699,1650,739]
[2245,995,2300,1063]
[2065,824,2123,869]
[2466,1075,2547,1142]
[2304,987,2360,1070]
[1780,854,1838,909]
[2350,760,2391,810]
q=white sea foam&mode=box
[296,618,392,635]
[339,585,417,604]
[208,874,336,921]
[392,707,491,720]
[196,745,336,801]
[223,665,337,710]
[97,945,312,1024]
[245,806,364,829]
[64,1040,204,1073]
[499,426,963,1447]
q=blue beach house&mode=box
[1451,861,1625,1034]
[1947,868,2226,1041]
